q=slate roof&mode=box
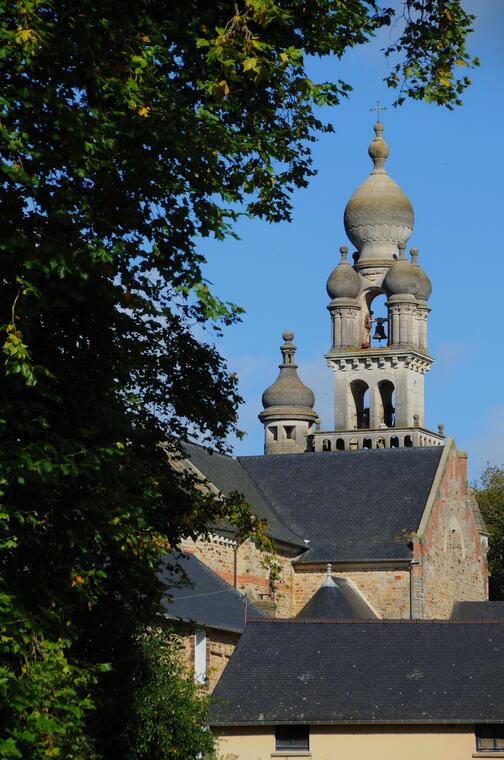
[239,448,442,562]
[159,551,262,634]
[451,601,504,621]
[296,577,377,620]
[183,442,303,547]
[184,443,443,562]
[210,620,504,725]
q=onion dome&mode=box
[382,242,420,297]
[410,248,432,301]
[343,121,414,261]
[261,332,316,414]
[326,246,361,300]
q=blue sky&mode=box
[197,1,504,482]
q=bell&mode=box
[372,317,387,342]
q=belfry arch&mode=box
[377,380,396,428]
[350,380,370,430]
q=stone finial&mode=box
[410,247,419,265]
[322,563,336,588]
[368,120,390,174]
[413,414,420,427]
[280,331,296,366]
[438,423,445,436]
[397,241,407,259]
[339,245,348,261]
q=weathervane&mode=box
[370,100,387,121]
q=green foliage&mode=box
[120,629,215,760]
[0,0,478,755]
[0,594,97,759]
[475,465,504,600]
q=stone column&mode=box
[416,300,430,352]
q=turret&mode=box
[259,332,319,454]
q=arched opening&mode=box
[390,435,399,448]
[350,380,370,430]
[322,439,332,452]
[404,435,413,448]
[365,291,388,349]
[376,436,386,448]
[378,380,396,427]
[336,438,345,451]
[363,437,372,449]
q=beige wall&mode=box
[215,724,477,760]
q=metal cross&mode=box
[370,100,387,121]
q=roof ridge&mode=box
[245,617,504,625]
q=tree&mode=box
[0,1,478,755]
[475,465,504,600]
[120,628,215,760]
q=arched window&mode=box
[378,380,396,428]
[366,291,388,349]
[363,437,372,449]
[350,379,370,430]
[322,439,332,452]
[336,438,345,451]
[376,436,386,448]
[404,435,413,448]
[390,435,399,448]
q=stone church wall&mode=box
[413,447,488,618]
[172,623,238,692]
[181,534,297,618]
[292,566,410,619]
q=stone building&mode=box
[168,121,489,690]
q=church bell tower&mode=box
[311,120,444,453]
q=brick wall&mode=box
[413,447,488,618]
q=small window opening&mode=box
[269,426,278,441]
[336,438,345,451]
[390,435,399,448]
[284,425,296,441]
[376,436,386,449]
[404,435,413,448]
[476,724,504,752]
[322,438,332,452]
[275,725,309,752]
[363,437,372,450]
[194,629,207,684]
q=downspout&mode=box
[409,559,420,619]
[233,539,243,588]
